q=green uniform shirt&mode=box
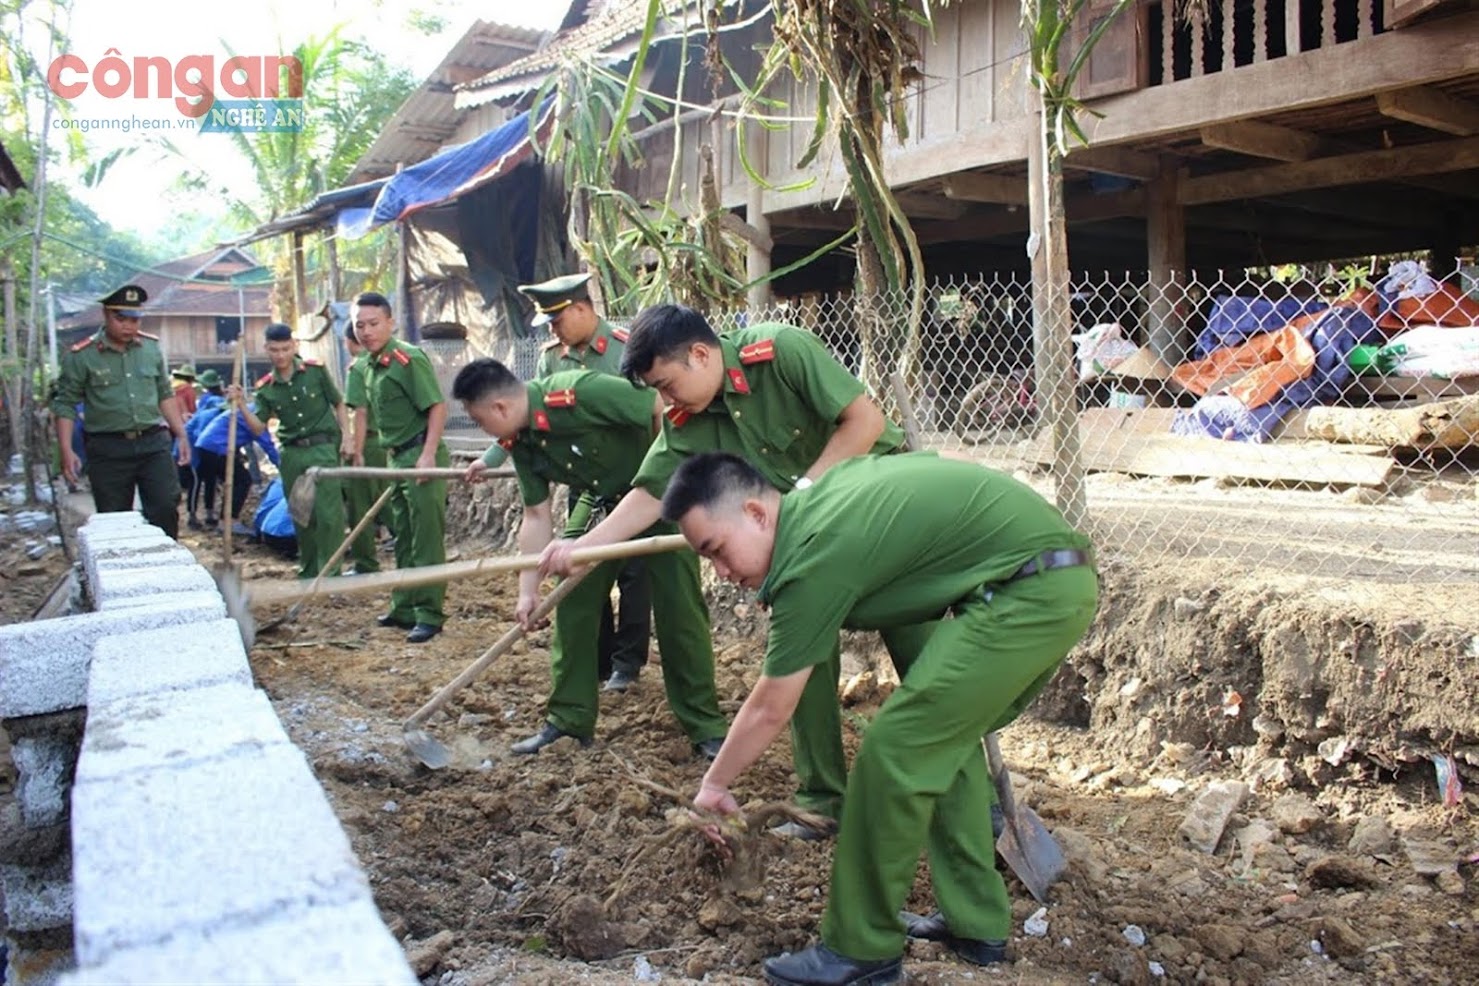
[504,370,657,507]
[251,358,343,442]
[535,318,630,378]
[360,339,444,450]
[631,323,904,499]
[50,331,172,431]
[342,353,383,449]
[756,453,1092,678]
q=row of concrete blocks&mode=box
[0,511,417,985]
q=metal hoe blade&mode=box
[213,563,257,650]
[986,733,1065,902]
[288,469,319,527]
[402,727,452,769]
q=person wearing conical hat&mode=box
[50,284,191,538]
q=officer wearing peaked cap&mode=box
[51,284,191,537]
[494,271,652,694]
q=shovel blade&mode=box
[287,473,317,527]
[403,726,452,770]
[996,804,1067,903]
[213,564,257,650]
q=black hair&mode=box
[619,304,721,383]
[352,291,393,316]
[451,358,522,405]
[263,322,293,342]
[661,451,773,523]
[342,320,359,343]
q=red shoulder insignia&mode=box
[302,358,323,367]
[592,335,608,355]
[392,348,411,366]
[498,437,516,451]
[665,406,691,428]
[545,388,576,409]
[137,331,160,340]
[255,372,273,388]
[726,367,751,396]
[739,340,776,365]
[533,410,551,432]
[70,337,94,353]
[611,326,630,343]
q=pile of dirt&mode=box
[227,525,1477,985]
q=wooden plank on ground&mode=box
[1030,412,1395,486]
[1300,394,1479,449]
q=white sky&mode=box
[37,0,570,238]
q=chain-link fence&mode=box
[716,263,1479,585]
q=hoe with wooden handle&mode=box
[889,371,1067,903]
[402,572,588,769]
[287,466,515,526]
[220,534,690,649]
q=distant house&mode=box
[57,247,273,380]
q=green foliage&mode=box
[1021,0,1134,156]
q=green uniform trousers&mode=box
[384,442,450,627]
[789,621,937,821]
[278,443,346,580]
[564,491,652,681]
[821,565,1099,960]
[545,524,725,744]
[345,441,389,573]
[84,430,181,539]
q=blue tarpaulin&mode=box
[369,101,555,226]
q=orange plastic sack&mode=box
[1377,283,1479,332]
[1171,324,1316,410]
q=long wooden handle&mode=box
[309,466,516,481]
[249,533,689,607]
[223,339,246,564]
[405,573,587,729]
[984,732,1019,818]
[890,371,924,453]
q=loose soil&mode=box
[5,469,1478,985]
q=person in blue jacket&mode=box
[194,404,279,537]
[185,371,229,528]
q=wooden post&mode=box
[1146,157,1187,364]
[291,229,308,333]
[1027,111,1087,529]
[745,120,773,311]
[2,261,20,458]
[325,232,341,307]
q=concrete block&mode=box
[92,566,219,611]
[0,801,67,866]
[71,745,370,964]
[5,937,74,986]
[61,897,416,986]
[78,512,145,533]
[1,855,72,932]
[88,620,251,706]
[0,595,227,717]
[10,734,77,829]
[80,540,191,598]
[78,683,287,782]
[77,527,174,551]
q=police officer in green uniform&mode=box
[664,451,1098,986]
[452,358,727,756]
[233,323,348,579]
[538,304,903,836]
[348,291,449,644]
[341,319,392,574]
[52,284,191,538]
[478,272,652,694]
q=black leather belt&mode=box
[955,548,1093,611]
[89,425,165,440]
[390,430,427,456]
[287,432,336,448]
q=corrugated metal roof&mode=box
[348,20,547,184]
[453,1,655,110]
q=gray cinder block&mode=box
[87,620,251,707]
[93,566,220,611]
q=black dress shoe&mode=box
[769,817,837,842]
[693,737,724,761]
[511,723,592,755]
[406,623,441,643]
[900,911,1009,966]
[376,613,414,629]
[763,944,902,986]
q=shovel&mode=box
[891,371,1067,900]
[225,533,690,648]
[403,572,587,768]
[288,465,514,526]
[257,484,397,636]
[985,733,1066,902]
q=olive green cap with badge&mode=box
[99,284,148,318]
[198,368,223,388]
[170,365,197,382]
[519,272,591,328]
